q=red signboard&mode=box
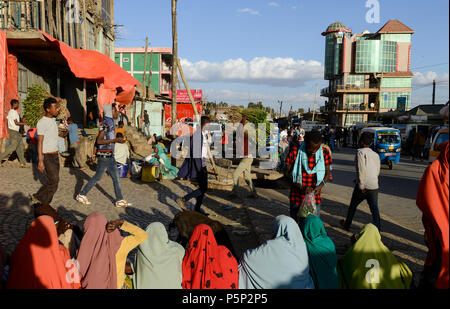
[169,89,203,102]
[165,103,203,127]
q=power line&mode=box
[411,62,449,71]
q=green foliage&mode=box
[241,108,271,140]
[23,85,47,128]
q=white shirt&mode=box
[7,109,20,132]
[37,116,58,153]
[114,143,130,165]
[355,147,380,190]
[201,131,210,168]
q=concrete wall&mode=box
[397,42,411,72]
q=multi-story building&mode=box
[321,20,414,126]
[114,47,173,98]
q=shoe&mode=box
[177,197,187,211]
[340,219,350,231]
[28,193,40,205]
[76,194,91,205]
[115,200,132,208]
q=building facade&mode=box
[321,20,414,127]
[114,47,173,98]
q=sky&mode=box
[115,0,449,113]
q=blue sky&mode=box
[115,0,449,112]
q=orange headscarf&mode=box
[182,224,238,289]
[7,216,80,289]
[416,141,449,289]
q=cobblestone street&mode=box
[0,146,429,287]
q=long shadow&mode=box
[68,168,116,204]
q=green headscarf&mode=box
[337,224,413,289]
[133,222,185,289]
[300,215,339,289]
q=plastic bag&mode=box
[298,193,317,219]
[131,161,142,178]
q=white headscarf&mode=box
[133,222,185,289]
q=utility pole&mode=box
[178,58,199,120]
[140,36,149,124]
[432,79,436,105]
[312,84,318,122]
[171,0,178,132]
[278,100,283,118]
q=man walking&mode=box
[31,98,61,205]
[285,130,332,220]
[0,99,28,168]
[76,103,132,208]
[229,116,258,199]
[177,116,211,215]
[340,132,381,231]
[143,110,151,137]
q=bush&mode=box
[23,85,48,128]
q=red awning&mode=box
[38,31,141,110]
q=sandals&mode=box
[76,194,91,205]
[115,200,132,208]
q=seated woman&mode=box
[150,136,179,180]
[182,224,238,289]
[300,215,339,289]
[134,222,185,289]
[7,216,81,289]
[337,223,413,289]
[76,212,148,289]
[239,215,315,289]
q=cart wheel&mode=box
[388,161,393,170]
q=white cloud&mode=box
[268,2,279,7]
[292,6,297,10]
[412,71,449,87]
[180,57,324,88]
[238,8,260,15]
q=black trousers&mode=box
[35,154,60,205]
[184,167,208,211]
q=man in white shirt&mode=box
[114,132,130,166]
[31,98,62,206]
[341,132,381,231]
[0,99,28,167]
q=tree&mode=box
[298,108,305,114]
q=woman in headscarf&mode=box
[7,216,81,289]
[76,212,147,289]
[337,223,413,289]
[300,215,339,289]
[239,215,315,289]
[416,141,449,289]
[133,222,185,289]
[150,136,179,180]
[182,224,238,289]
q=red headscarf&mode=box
[76,212,123,289]
[7,216,80,289]
[416,141,449,289]
[182,224,238,289]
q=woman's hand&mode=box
[106,220,124,233]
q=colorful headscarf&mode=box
[134,222,185,289]
[182,224,238,289]
[76,212,123,289]
[239,215,315,289]
[300,215,339,289]
[416,141,449,289]
[337,224,413,289]
[7,216,80,289]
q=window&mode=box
[123,58,129,63]
[381,92,411,109]
[377,134,400,144]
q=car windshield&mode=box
[377,134,400,144]
[435,133,449,147]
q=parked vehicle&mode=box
[428,127,449,163]
[361,127,402,170]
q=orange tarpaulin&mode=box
[39,30,141,113]
[0,31,19,139]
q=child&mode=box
[114,132,130,168]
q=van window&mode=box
[434,133,449,150]
[377,134,400,144]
